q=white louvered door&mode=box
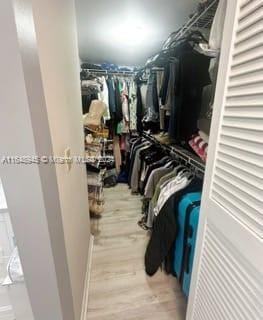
[187,1,263,319]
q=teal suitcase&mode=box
[174,192,201,296]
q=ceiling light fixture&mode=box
[110,19,148,48]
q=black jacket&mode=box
[145,179,203,276]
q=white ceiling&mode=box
[75,0,198,67]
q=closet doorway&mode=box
[75,0,224,319]
[75,0,263,318]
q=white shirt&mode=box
[99,76,110,121]
[154,174,190,216]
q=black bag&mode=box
[104,169,117,188]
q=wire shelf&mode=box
[142,132,206,175]
[82,69,136,77]
[163,0,219,49]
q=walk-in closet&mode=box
[75,0,262,319]
[0,0,261,319]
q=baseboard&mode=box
[80,235,94,320]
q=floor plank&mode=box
[87,184,187,320]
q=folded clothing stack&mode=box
[188,134,208,163]
[83,100,106,131]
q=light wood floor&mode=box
[87,184,187,320]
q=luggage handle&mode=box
[183,244,192,274]
[179,199,200,283]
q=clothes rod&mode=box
[142,132,205,174]
[82,69,136,76]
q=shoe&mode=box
[90,212,102,219]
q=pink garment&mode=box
[113,135,122,174]
[189,135,208,162]
[121,80,129,122]
[120,134,128,152]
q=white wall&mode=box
[76,0,198,65]
[0,1,75,319]
[0,0,90,319]
[31,0,91,319]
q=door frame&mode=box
[0,1,75,320]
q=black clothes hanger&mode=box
[181,30,208,44]
[134,67,149,83]
[162,28,182,49]
[144,150,165,165]
[146,48,178,68]
[160,30,208,56]
[170,30,208,47]
[142,29,209,71]
[143,147,168,165]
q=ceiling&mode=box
[75,0,198,67]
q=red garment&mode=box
[189,135,208,162]
[120,134,128,152]
[113,135,121,174]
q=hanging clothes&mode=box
[156,70,164,98]
[197,0,227,135]
[81,79,101,114]
[114,78,123,124]
[147,166,181,228]
[169,43,211,142]
[129,80,137,131]
[144,164,173,200]
[136,81,144,134]
[144,73,159,123]
[209,0,227,50]
[99,76,111,121]
[145,178,203,276]
[82,91,98,114]
[164,59,179,117]
[153,170,191,216]
[117,79,129,134]
[121,80,129,123]
[106,77,117,117]
[160,64,170,106]
[113,135,122,175]
[130,142,151,192]
[128,136,204,275]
